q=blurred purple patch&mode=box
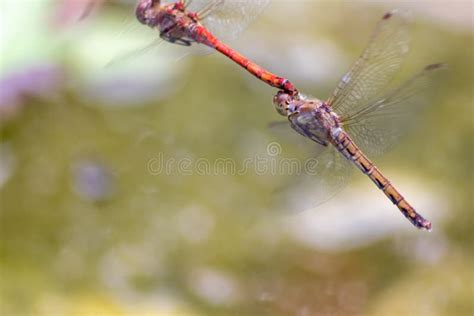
[0,64,64,121]
[73,159,115,202]
[51,0,105,28]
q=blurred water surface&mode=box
[0,0,473,315]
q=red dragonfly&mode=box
[272,11,443,230]
[135,0,298,95]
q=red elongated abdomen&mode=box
[191,24,298,95]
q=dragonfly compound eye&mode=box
[273,92,293,116]
[136,0,155,25]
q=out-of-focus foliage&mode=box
[0,1,473,315]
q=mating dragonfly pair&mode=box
[135,0,442,230]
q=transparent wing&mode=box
[112,0,267,65]
[106,38,165,68]
[188,0,271,41]
[328,10,411,116]
[341,64,444,157]
[108,18,210,68]
[265,123,354,214]
[195,0,224,18]
[269,146,353,214]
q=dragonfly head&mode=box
[136,0,161,26]
[273,91,300,116]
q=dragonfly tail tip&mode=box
[418,218,432,231]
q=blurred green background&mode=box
[0,0,473,315]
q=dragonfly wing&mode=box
[195,0,224,19]
[265,123,354,214]
[106,37,165,68]
[328,10,411,116]
[114,0,267,64]
[341,64,445,157]
[188,0,270,41]
[268,145,354,214]
[109,20,211,67]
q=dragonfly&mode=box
[134,0,298,95]
[272,10,443,230]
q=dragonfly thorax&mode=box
[286,97,340,146]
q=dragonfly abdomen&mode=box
[191,24,298,95]
[332,129,432,230]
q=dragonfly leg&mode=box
[173,38,193,46]
[160,33,193,46]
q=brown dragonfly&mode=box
[272,10,443,230]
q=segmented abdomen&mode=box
[332,130,432,230]
[191,24,298,95]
